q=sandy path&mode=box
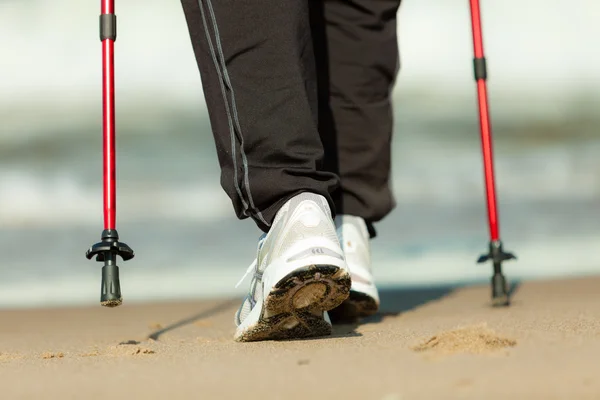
[0,276,598,399]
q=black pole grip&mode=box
[473,57,487,81]
[100,14,117,41]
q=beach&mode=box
[2,0,600,310]
[1,275,598,399]
[1,1,599,398]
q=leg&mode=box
[311,0,402,236]
[180,0,339,232]
[181,0,352,342]
[310,0,402,322]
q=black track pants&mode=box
[181,0,401,236]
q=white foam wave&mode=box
[0,266,240,309]
[393,142,600,204]
[1,142,598,228]
[0,170,232,227]
[375,234,600,288]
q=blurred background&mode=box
[0,0,598,309]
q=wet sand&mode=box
[0,276,599,399]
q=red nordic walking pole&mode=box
[86,0,134,307]
[468,0,516,306]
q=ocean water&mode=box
[0,0,599,308]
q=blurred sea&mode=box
[0,0,599,308]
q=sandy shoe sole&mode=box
[328,290,379,323]
[235,265,351,342]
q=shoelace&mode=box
[235,234,266,289]
[235,259,257,289]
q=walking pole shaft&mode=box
[469,0,499,241]
[101,0,116,230]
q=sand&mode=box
[1,276,599,400]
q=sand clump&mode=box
[110,346,156,356]
[80,350,101,357]
[109,341,157,356]
[77,345,155,358]
[412,324,517,356]
[126,347,155,355]
[41,352,64,359]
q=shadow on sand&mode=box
[147,299,238,341]
[145,282,521,341]
[330,284,456,337]
[332,281,521,336]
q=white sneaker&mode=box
[234,192,351,342]
[329,215,380,322]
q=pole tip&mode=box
[101,298,123,308]
[491,273,510,307]
[101,264,122,308]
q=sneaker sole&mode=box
[328,290,379,323]
[234,264,351,342]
